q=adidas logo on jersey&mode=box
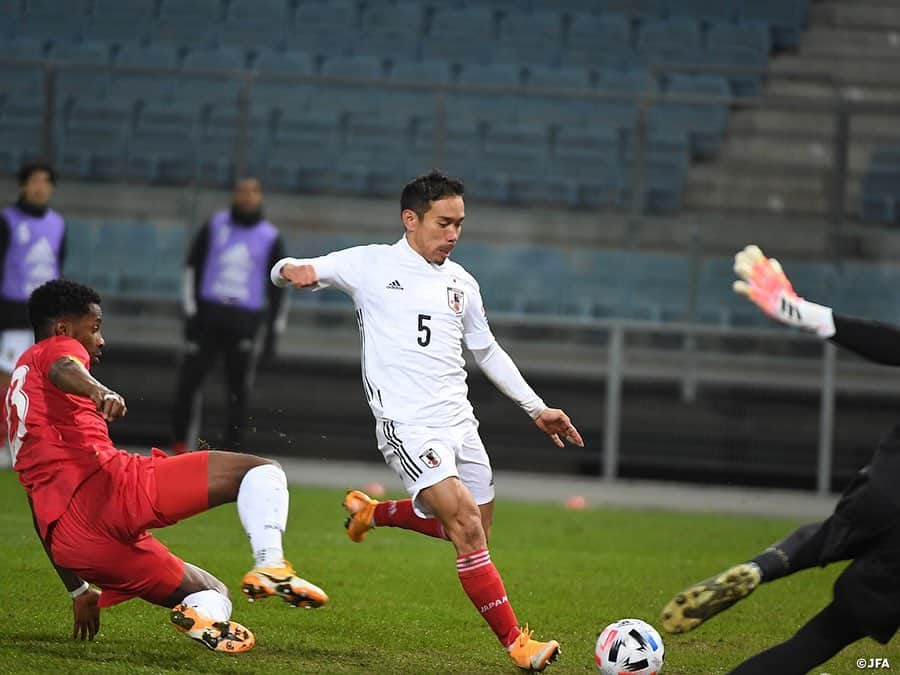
[385,280,404,290]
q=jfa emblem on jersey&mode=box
[447,287,465,314]
[419,448,442,468]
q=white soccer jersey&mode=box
[273,236,496,426]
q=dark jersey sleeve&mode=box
[266,233,287,331]
[186,223,211,303]
[830,313,900,366]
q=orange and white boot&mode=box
[241,561,328,608]
[342,489,378,543]
[170,603,255,653]
[507,625,560,672]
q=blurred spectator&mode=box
[1,162,66,453]
[172,177,287,454]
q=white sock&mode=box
[182,589,232,622]
[237,464,288,568]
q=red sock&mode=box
[373,499,448,540]
[457,548,521,647]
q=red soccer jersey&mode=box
[6,335,119,538]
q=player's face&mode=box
[21,170,54,208]
[66,304,105,365]
[233,178,262,214]
[403,196,464,265]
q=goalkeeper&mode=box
[660,245,900,674]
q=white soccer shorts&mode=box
[375,418,495,518]
[0,329,33,374]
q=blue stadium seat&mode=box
[318,54,387,113]
[0,102,43,175]
[626,252,691,320]
[527,64,591,90]
[159,0,224,23]
[835,262,900,323]
[455,62,522,121]
[128,101,200,184]
[336,113,414,196]
[254,48,314,76]
[356,3,423,61]
[290,1,357,58]
[860,168,900,224]
[740,0,808,50]
[115,43,180,69]
[61,219,95,284]
[109,44,180,102]
[706,21,769,97]
[665,0,739,24]
[563,12,632,68]
[14,12,82,43]
[595,0,664,20]
[49,40,111,64]
[637,18,704,65]
[423,7,496,65]
[868,145,900,170]
[6,36,46,59]
[220,0,288,49]
[87,0,154,43]
[383,59,453,116]
[553,124,623,207]
[651,73,730,159]
[183,46,246,71]
[263,106,341,192]
[494,9,564,66]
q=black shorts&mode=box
[824,467,900,644]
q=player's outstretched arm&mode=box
[736,244,900,366]
[48,356,126,421]
[28,498,101,640]
[471,343,584,447]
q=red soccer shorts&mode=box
[49,449,209,607]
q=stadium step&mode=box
[800,26,900,61]
[812,0,900,31]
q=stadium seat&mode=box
[650,73,730,159]
[860,168,900,224]
[6,36,46,60]
[128,101,200,184]
[220,0,288,50]
[87,0,155,43]
[318,54,387,113]
[382,59,453,117]
[61,219,95,284]
[595,0,665,20]
[665,0,739,24]
[159,0,224,23]
[423,7,496,65]
[637,18,704,66]
[740,0,808,51]
[290,1,357,58]
[254,48,314,76]
[835,262,900,323]
[706,21,769,97]
[109,44,180,103]
[494,9,564,66]
[48,40,112,65]
[563,12,633,68]
[336,113,415,196]
[263,105,341,192]
[356,3,423,61]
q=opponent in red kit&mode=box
[4,279,328,652]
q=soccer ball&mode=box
[595,618,665,674]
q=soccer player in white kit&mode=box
[271,171,583,671]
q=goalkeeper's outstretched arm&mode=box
[734,244,900,366]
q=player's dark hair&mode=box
[400,169,464,219]
[17,160,57,186]
[28,280,101,339]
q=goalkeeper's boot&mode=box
[660,562,761,634]
[170,603,255,653]
[342,489,378,543]
[507,625,560,672]
[241,562,328,608]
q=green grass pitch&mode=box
[0,470,895,674]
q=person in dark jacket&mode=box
[172,177,287,454]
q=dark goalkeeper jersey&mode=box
[830,313,900,505]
